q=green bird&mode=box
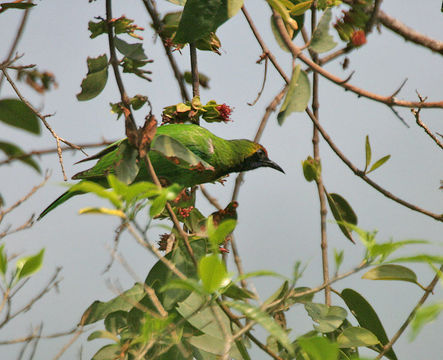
[38,124,284,219]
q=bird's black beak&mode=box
[263,159,285,174]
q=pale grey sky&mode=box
[0,1,442,359]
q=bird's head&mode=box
[231,141,284,174]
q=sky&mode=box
[0,1,442,359]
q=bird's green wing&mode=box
[72,140,128,180]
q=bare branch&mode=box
[378,10,443,55]
[0,69,82,180]
[272,12,443,109]
[305,108,443,222]
[0,2,31,90]
[0,140,115,167]
[141,0,190,101]
[0,173,50,222]
[374,266,443,359]
[412,92,443,150]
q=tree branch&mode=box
[141,0,190,101]
[378,10,443,55]
[272,13,443,109]
[305,108,443,222]
[374,265,443,359]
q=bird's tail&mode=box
[37,190,84,220]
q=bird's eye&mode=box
[256,148,265,158]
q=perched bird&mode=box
[38,124,284,219]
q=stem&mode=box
[141,0,189,101]
[0,2,31,91]
[374,266,443,359]
[310,3,331,306]
[189,43,200,98]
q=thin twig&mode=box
[52,325,84,360]
[231,86,287,201]
[242,6,290,83]
[247,54,268,106]
[105,0,138,131]
[310,3,331,306]
[365,0,383,34]
[199,184,222,210]
[0,173,50,222]
[374,265,443,359]
[0,140,115,167]
[377,10,443,55]
[1,69,82,180]
[217,300,285,360]
[412,92,443,150]
[0,2,31,91]
[126,222,187,280]
[189,43,200,99]
[141,0,189,101]
[305,108,443,222]
[0,326,81,345]
[272,13,443,109]
[143,156,197,267]
[0,267,63,329]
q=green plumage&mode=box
[38,124,283,219]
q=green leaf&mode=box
[81,283,144,325]
[123,181,159,203]
[189,333,244,360]
[91,344,121,360]
[227,0,244,18]
[367,155,390,174]
[15,249,44,281]
[410,302,443,340]
[226,300,295,356]
[290,1,313,16]
[341,288,398,360]
[87,330,119,342]
[263,280,289,306]
[222,282,255,300]
[76,54,109,101]
[326,192,358,243]
[309,8,337,53]
[114,142,140,184]
[337,327,379,348]
[0,244,7,276]
[166,0,187,5]
[199,254,230,293]
[0,2,36,10]
[334,249,344,273]
[104,310,128,335]
[277,65,311,125]
[160,278,205,295]
[267,0,298,30]
[291,286,314,303]
[304,302,347,333]
[369,239,429,263]
[207,218,236,249]
[362,264,420,286]
[70,181,122,208]
[364,135,371,173]
[0,99,40,134]
[114,37,147,60]
[235,270,286,285]
[0,141,40,173]
[152,134,214,170]
[386,254,443,264]
[297,336,339,360]
[302,156,321,182]
[150,193,167,217]
[177,292,239,338]
[174,0,239,44]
